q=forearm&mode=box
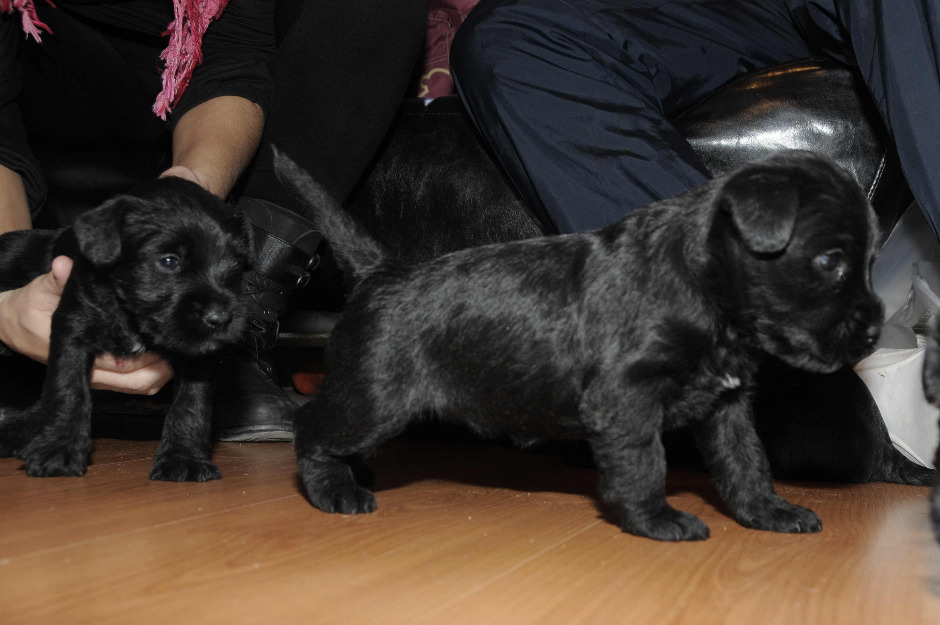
[0,164,32,234]
[164,95,265,198]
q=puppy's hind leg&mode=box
[693,397,822,534]
[19,343,95,477]
[150,366,221,482]
[296,452,377,514]
[293,388,403,515]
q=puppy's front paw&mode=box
[150,456,222,482]
[735,496,822,534]
[22,442,88,477]
[621,506,711,542]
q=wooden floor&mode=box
[1,433,939,625]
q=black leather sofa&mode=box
[344,58,911,263]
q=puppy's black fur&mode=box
[278,149,883,541]
[921,318,940,542]
[0,178,251,481]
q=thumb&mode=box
[50,255,74,293]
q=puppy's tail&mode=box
[273,147,386,284]
[874,447,936,486]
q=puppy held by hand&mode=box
[0,178,251,481]
[277,149,882,541]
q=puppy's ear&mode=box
[720,169,798,254]
[72,197,125,267]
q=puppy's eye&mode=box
[814,249,844,272]
[158,254,181,271]
[814,249,847,285]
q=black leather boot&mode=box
[212,197,321,442]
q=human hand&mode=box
[0,256,174,394]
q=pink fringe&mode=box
[153,0,231,120]
[2,0,229,120]
[1,0,54,41]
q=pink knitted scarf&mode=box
[1,0,230,120]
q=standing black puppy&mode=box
[0,177,251,481]
[922,318,940,542]
[277,149,883,541]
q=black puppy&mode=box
[0,177,251,481]
[277,149,883,541]
[921,318,940,542]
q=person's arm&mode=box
[0,164,31,234]
[160,95,264,198]
[0,12,33,234]
[158,0,274,197]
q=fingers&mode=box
[89,354,175,395]
[50,255,73,291]
[0,262,68,363]
[94,351,163,373]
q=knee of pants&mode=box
[451,0,590,95]
[451,0,672,111]
[451,2,516,91]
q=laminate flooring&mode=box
[1,433,939,625]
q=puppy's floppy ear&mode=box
[720,169,799,254]
[72,196,126,267]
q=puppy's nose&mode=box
[202,306,232,330]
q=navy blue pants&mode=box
[451,0,940,235]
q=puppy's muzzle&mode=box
[189,297,237,334]
[843,297,884,357]
[201,305,233,330]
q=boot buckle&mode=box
[289,254,320,289]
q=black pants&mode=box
[4,0,427,215]
[243,0,428,210]
[451,0,940,235]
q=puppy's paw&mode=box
[735,496,822,534]
[149,456,222,482]
[22,443,88,477]
[299,456,377,514]
[621,506,710,542]
[307,478,377,514]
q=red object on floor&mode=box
[292,361,326,396]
